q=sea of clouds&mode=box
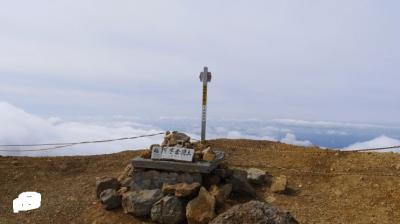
[0,102,164,156]
[1,101,400,156]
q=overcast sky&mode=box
[1,1,399,123]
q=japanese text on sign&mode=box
[151,146,194,162]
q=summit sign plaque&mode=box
[151,146,194,162]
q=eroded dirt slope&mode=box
[1,139,400,224]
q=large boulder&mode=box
[96,177,120,198]
[122,189,164,217]
[162,182,201,198]
[227,169,256,197]
[209,184,232,207]
[99,189,122,210]
[210,200,298,224]
[247,168,266,185]
[151,196,186,224]
[186,187,216,224]
[270,175,287,193]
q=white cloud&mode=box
[325,130,348,136]
[344,135,400,152]
[0,102,164,156]
[272,119,399,130]
[223,131,276,141]
[280,133,313,147]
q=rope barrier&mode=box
[0,131,399,153]
[0,132,165,152]
[344,145,400,152]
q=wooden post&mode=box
[199,66,211,143]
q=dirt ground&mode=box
[1,139,400,224]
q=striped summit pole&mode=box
[199,66,212,143]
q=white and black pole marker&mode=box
[199,66,212,143]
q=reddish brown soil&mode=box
[1,139,400,224]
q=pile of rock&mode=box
[95,132,297,224]
[161,131,192,148]
[96,165,296,223]
[142,131,217,163]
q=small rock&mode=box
[96,177,120,198]
[162,182,201,198]
[210,200,298,224]
[163,131,191,147]
[162,184,177,195]
[209,184,232,207]
[227,169,256,197]
[266,195,276,203]
[194,151,203,162]
[184,142,193,148]
[186,187,216,224]
[117,187,128,195]
[270,175,287,194]
[176,182,201,198]
[99,189,122,210]
[172,131,191,142]
[168,138,178,146]
[247,168,266,185]
[120,177,133,188]
[117,163,133,182]
[202,147,216,162]
[334,190,342,196]
[151,196,186,224]
[122,189,164,217]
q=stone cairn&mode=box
[96,131,298,224]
